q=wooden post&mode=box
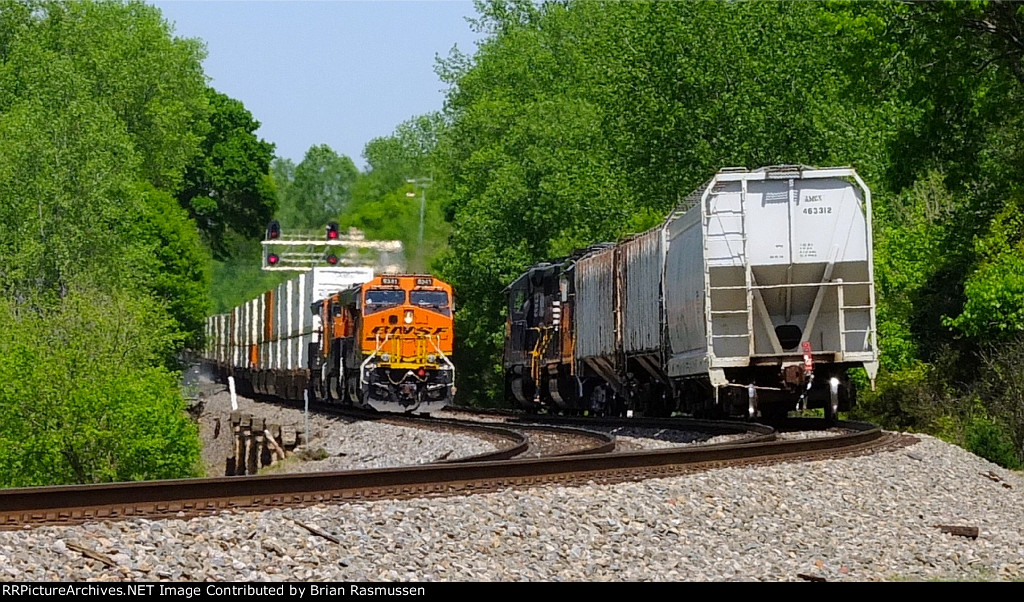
[268,424,283,462]
[264,429,287,464]
[253,417,268,469]
[228,412,242,476]
[239,413,252,476]
[244,414,258,475]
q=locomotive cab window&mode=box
[364,289,406,314]
[411,290,450,315]
[510,289,527,314]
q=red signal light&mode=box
[266,220,281,240]
[267,253,280,266]
[326,222,340,240]
[326,254,339,265]
[417,367,427,378]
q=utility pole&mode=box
[406,177,432,248]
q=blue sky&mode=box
[150,1,484,168]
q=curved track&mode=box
[0,420,909,530]
[304,404,616,462]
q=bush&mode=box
[963,413,1021,470]
[853,362,956,431]
[0,289,203,487]
[973,335,1024,467]
[855,358,1023,469]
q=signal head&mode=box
[326,254,339,265]
[326,222,340,240]
[266,220,281,240]
[267,253,280,266]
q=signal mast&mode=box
[261,221,405,273]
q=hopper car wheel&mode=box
[824,378,841,426]
[645,384,673,418]
[610,394,627,418]
[758,404,790,421]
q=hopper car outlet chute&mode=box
[504,165,878,421]
[202,269,454,414]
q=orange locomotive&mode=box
[310,275,455,413]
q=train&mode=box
[203,269,455,414]
[503,165,879,422]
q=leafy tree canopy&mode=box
[276,144,358,229]
[178,87,278,260]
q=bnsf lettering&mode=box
[368,326,449,338]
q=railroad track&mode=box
[0,420,911,530]
[300,403,618,462]
[303,401,780,460]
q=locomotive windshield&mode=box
[364,288,405,313]
[411,290,450,315]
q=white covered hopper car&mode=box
[504,165,878,421]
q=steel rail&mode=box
[508,415,777,443]
[0,420,889,530]
[291,401,532,463]
[493,423,617,457]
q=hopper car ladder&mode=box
[702,176,755,357]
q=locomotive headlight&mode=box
[404,309,414,324]
[381,353,391,362]
[427,354,437,363]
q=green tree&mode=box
[208,236,290,314]
[178,88,278,260]
[0,290,203,486]
[0,80,146,299]
[271,156,296,213]
[947,197,1024,339]
[138,185,213,353]
[342,113,451,271]
[362,113,446,191]
[433,0,893,402]
[0,0,233,484]
[278,144,359,228]
[0,0,209,191]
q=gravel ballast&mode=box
[1,434,1021,581]
[195,380,497,475]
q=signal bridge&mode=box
[261,221,405,274]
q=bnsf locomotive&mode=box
[312,274,455,413]
[203,269,455,414]
[504,165,878,422]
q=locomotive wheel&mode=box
[509,376,536,409]
[346,374,360,406]
[311,370,324,401]
[327,373,341,403]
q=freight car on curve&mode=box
[203,268,455,414]
[504,165,878,422]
